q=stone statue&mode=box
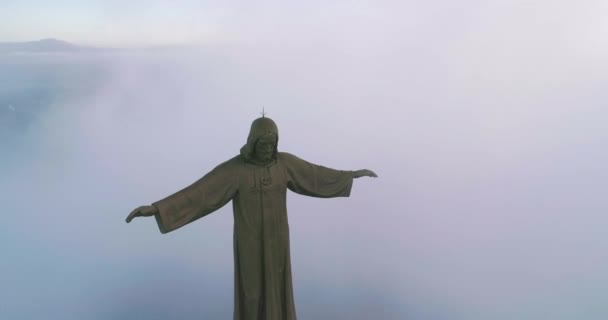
[126,117,377,320]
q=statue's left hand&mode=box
[126,205,158,223]
[353,169,378,178]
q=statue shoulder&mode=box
[277,152,307,166]
[277,151,298,161]
[212,155,243,171]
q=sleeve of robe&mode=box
[151,160,239,234]
[280,152,354,198]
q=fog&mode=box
[2,1,608,319]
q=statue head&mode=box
[240,117,279,165]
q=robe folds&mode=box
[152,152,354,320]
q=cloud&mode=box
[2,1,608,318]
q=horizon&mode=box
[2,1,395,48]
[0,37,213,49]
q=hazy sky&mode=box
[2,1,608,319]
[1,0,605,48]
[2,0,391,46]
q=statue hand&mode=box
[352,169,378,179]
[126,205,158,223]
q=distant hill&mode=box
[0,38,109,53]
[0,38,206,54]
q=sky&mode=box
[2,0,397,46]
[1,1,608,319]
[2,0,604,48]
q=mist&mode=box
[2,1,608,319]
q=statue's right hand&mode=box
[126,205,158,223]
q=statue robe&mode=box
[152,152,354,320]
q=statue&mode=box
[126,116,377,320]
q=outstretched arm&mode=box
[124,158,239,233]
[281,152,376,198]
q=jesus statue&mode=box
[126,116,377,320]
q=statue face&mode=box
[254,133,277,163]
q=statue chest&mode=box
[238,160,288,198]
